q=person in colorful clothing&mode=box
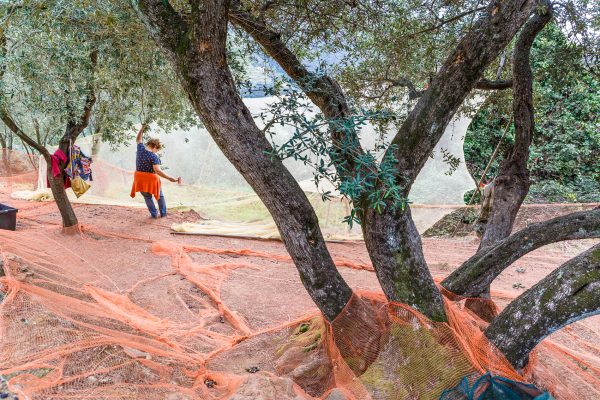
[130,124,181,218]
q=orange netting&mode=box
[1,152,600,399]
[0,149,38,193]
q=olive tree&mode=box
[0,0,194,227]
[132,0,600,371]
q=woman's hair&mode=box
[146,138,163,151]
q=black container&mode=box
[0,203,18,231]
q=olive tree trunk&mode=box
[478,6,552,251]
[360,0,540,320]
[443,207,600,297]
[0,29,96,228]
[133,0,352,321]
[485,243,600,369]
[0,133,9,172]
[0,113,84,229]
[47,162,79,228]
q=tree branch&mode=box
[370,77,512,101]
[475,79,513,90]
[135,0,354,321]
[62,49,98,146]
[442,207,600,297]
[0,112,49,159]
[478,2,553,251]
[386,0,540,191]
[229,1,367,186]
[376,77,424,100]
[400,6,487,39]
[486,243,600,369]
[130,0,189,56]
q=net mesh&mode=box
[1,162,600,399]
[1,132,599,399]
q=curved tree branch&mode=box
[478,2,553,252]
[442,207,600,297]
[370,77,512,101]
[486,243,600,369]
[357,0,543,321]
[386,0,541,190]
[0,113,50,160]
[229,1,366,185]
[475,79,513,90]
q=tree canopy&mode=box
[0,0,196,151]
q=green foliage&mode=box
[464,24,600,204]
[463,188,482,205]
[0,0,198,149]
[261,82,409,226]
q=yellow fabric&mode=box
[71,176,91,198]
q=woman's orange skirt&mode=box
[131,171,161,200]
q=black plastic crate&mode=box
[0,203,18,231]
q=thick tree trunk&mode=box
[443,207,600,297]
[486,243,600,369]
[0,133,8,172]
[361,0,540,319]
[478,7,552,251]
[362,205,447,321]
[134,0,353,321]
[47,158,78,228]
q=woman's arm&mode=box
[136,123,148,144]
[153,164,181,183]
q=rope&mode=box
[451,115,513,237]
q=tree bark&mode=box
[443,207,600,297]
[478,6,552,251]
[362,205,447,321]
[360,0,540,320]
[0,132,8,172]
[486,243,600,369]
[133,0,353,321]
[229,4,447,320]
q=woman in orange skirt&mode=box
[130,124,181,218]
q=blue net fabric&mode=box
[440,373,553,400]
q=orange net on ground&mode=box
[0,149,38,194]
[1,159,600,399]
